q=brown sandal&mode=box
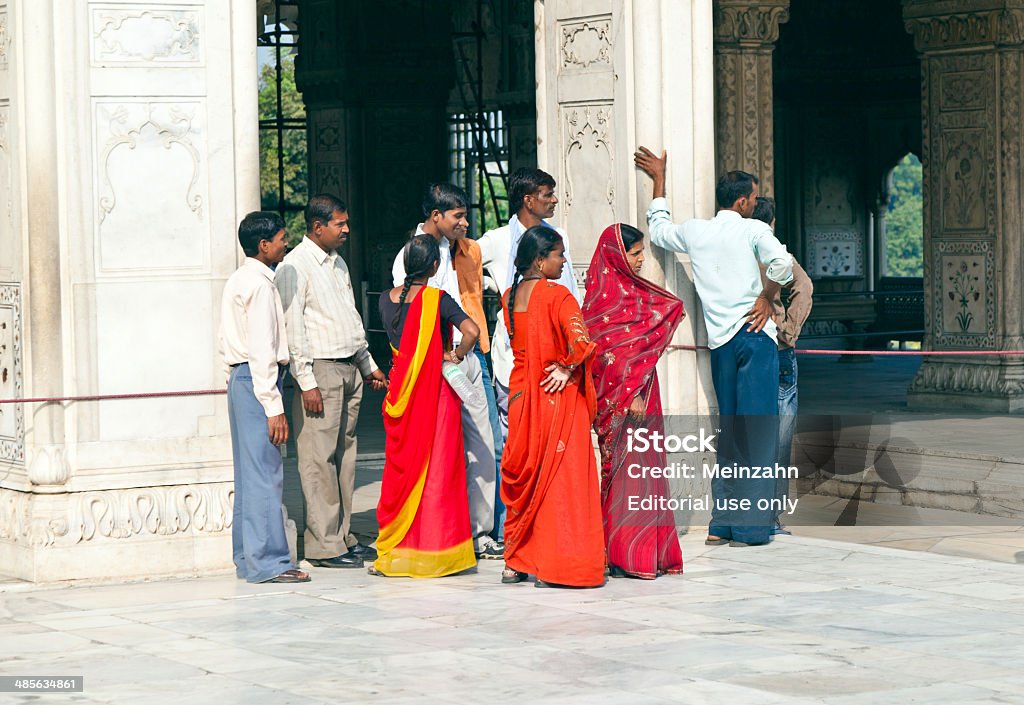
[266,569,310,583]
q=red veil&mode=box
[582,223,685,578]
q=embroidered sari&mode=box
[582,224,685,579]
[501,281,605,587]
[375,287,476,577]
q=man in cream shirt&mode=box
[277,194,387,570]
[636,147,793,548]
[220,211,309,584]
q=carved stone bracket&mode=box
[713,0,791,47]
[904,4,1024,52]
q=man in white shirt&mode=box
[220,211,309,584]
[478,168,580,543]
[392,183,502,559]
[277,195,387,569]
[636,147,793,547]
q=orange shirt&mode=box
[452,238,490,353]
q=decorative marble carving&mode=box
[563,104,615,220]
[904,8,1024,52]
[560,18,612,70]
[0,483,233,549]
[934,240,994,348]
[0,489,66,548]
[909,360,1024,396]
[806,230,864,279]
[66,483,233,544]
[0,282,22,463]
[0,11,9,71]
[27,445,70,487]
[713,0,791,45]
[941,131,986,231]
[940,71,986,109]
[93,101,210,273]
[97,102,203,226]
[92,7,201,65]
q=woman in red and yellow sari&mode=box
[500,226,605,588]
[374,235,480,578]
[583,223,685,579]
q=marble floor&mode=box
[3,531,1024,705]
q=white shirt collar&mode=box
[244,257,277,282]
[301,235,335,265]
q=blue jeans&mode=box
[227,364,294,583]
[708,328,779,544]
[475,346,505,542]
[776,347,798,520]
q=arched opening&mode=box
[882,152,923,279]
[773,0,924,409]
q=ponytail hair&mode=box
[507,225,563,339]
[392,234,441,330]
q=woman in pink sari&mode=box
[582,223,685,579]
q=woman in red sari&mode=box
[374,235,480,578]
[500,226,605,588]
[583,223,685,579]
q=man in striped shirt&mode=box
[276,194,387,569]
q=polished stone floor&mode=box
[3,531,1024,705]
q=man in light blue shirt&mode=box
[636,146,793,547]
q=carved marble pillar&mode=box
[712,0,789,194]
[535,0,717,414]
[0,1,259,581]
[297,0,455,295]
[21,0,67,488]
[903,1,1024,411]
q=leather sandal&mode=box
[266,569,310,583]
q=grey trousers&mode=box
[459,353,496,548]
[293,360,363,559]
[227,364,294,583]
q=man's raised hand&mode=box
[634,146,667,198]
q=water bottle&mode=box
[442,361,484,407]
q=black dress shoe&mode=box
[349,543,378,560]
[307,552,364,569]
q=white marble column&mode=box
[535,0,717,415]
[0,0,259,581]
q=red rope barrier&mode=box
[667,344,1024,356]
[2,346,1023,405]
[0,389,226,405]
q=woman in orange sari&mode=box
[374,235,480,578]
[583,224,685,579]
[500,225,605,588]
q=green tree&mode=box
[258,53,307,244]
[885,153,924,277]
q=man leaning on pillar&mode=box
[276,194,388,569]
